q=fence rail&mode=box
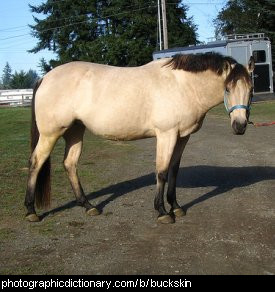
[0,98,32,107]
[0,89,33,108]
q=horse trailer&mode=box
[153,33,273,94]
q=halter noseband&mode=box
[224,90,251,115]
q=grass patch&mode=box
[0,108,31,219]
[29,218,58,236]
[249,101,275,122]
[0,227,16,241]
[0,107,137,224]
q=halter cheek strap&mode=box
[224,90,251,115]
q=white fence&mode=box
[0,89,33,107]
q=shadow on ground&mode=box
[41,166,275,219]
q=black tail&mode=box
[30,79,51,208]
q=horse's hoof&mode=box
[173,208,186,217]
[25,213,40,222]
[157,214,175,224]
[86,207,101,216]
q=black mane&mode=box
[165,52,251,86]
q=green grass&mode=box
[0,108,31,218]
[0,107,135,223]
[209,100,275,122]
[0,227,16,241]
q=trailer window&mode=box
[253,50,266,63]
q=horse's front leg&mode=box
[167,135,190,217]
[154,129,178,224]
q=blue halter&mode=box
[224,90,251,115]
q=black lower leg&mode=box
[166,135,189,213]
[24,180,41,222]
[154,194,167,216]
[154,172,169,217]
[73,184,94,211]
[24,192,36,215]
[24,171,37,216]
[167,162,182,211]
[74,184,100,216]
[76,197,93,210]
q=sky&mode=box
[0,0,226,75]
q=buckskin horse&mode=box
[25,52,254,224]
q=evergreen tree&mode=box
[2,62,12,89]
[9,71,28,89]
[29,0,197,70]
[39,58,52,75]
[27,69,40,87]
[9,70,40,89]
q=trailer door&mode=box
[252,45,271,93]
[253,64,270,93]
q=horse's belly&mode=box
[101,131,154,141]
[92,126,154,141]
[84,114,155,141]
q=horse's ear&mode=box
[247,56,255,73]
[223,61,236,78]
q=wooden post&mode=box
[158,0,162,50]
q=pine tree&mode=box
[29,0,197,70]
[26,69,40,87]
[39,58,52,75]
[9,70,40,89]
[9,71,28,89]
[2,62,12,89]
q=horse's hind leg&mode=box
[155,130,178,224]
[63,122,100,216]
[167,135,190,217]
[25,135,58,222]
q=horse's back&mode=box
[35,61,161,139]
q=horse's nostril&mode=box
[232,120,247,135]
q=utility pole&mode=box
[158,0,162,50]
[161,0,168,49]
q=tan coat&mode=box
[25,54,254,223]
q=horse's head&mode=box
[224,57,255,135]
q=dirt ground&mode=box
[0,115,274,275]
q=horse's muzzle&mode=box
[232,120,247,135]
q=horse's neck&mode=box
[186,71,225,114]
[203,80,225,112]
